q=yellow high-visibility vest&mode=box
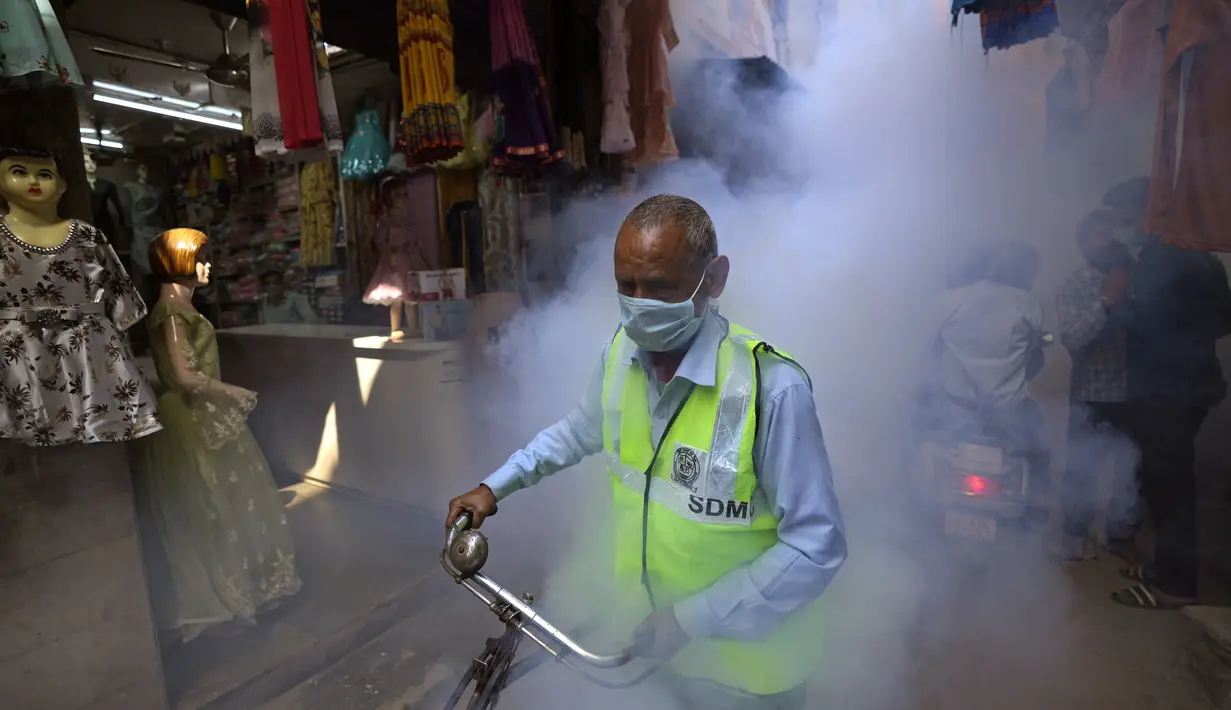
[601,321,825,695]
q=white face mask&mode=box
[616,272,707,353]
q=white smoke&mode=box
[448,3,1155,709]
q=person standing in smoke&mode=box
[447,194,847,709]
[1057,209,1141,562]
[1100,178,1231,610]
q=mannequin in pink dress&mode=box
[361,172,440,341]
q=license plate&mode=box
[944,511,997,542]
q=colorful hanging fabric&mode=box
[397,0,465,165]
[300,160,338,266]
[340,109,391,180]
[247,0,344,162]
[490,0,565,173]
[0,0,83,91]
[268,0,323,149]
[950,0,1060,52]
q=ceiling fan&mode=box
[89,12,249,88]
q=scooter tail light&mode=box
[960,474,1002,497]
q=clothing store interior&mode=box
[0,0,808,708]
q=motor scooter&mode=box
[908,335,1053,547]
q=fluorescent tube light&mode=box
[81,137,125,150]
[201,105,242,118]
[79,127,114,135]
[93,80,201,109]
[93,94,244,131]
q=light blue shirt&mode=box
[483,309,847,641]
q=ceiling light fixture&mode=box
[81,137,125,150]
[200,105,242,118]
[93,94,244,131]
[79,127,114,136]
[92,80,201,109]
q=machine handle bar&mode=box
[443,512,636,670]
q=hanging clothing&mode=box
[269,0,323,149]
[433,94,492,170]
[447,200,486,296]
[362,171,441,305]
[122,181,165,275]
[343,180,378,292]
[478,169,522,293]
[0,0,82,90]
[1046,50,1093,152]
[599,0,635,154]
[89,178,125,244]
[299,160,337,266]
[132,299,300,643]
[1146,0,1231,252]
[1096,0,1165,107]
[246,0,343,162]
[623,0,680,165]
[340,109,391,181]
[967,0,1060,52]
[397,0,465,165]
[0,220,161,447]
[490,0,565,173]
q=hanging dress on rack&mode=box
[122,181,164,275]
[246,0,343,162]
[490,0,564,172]
[268,0,322,149]
[0,0,82,90]
[299,159,337,266]
[397,0,465,165]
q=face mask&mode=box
[618,272,708,352]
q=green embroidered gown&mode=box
[131,300,301,642]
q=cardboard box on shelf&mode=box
[410,268,466,302]
[421,299,473,342]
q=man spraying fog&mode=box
[447,194,847,709]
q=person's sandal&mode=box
[1119,564,1155,584]
[1110,583,1195,610]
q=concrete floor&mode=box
[156,477,1224,710]
[255,540,1215,710]
[162,484,445,710]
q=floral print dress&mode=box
[131,299,301,642]
[0,0,83,90]
[0,219,161,446]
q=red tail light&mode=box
[960,474,1002,497]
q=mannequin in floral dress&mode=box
[0,147,160,447]
[131,228,300,642]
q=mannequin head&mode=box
[82,151,97,177]
[136,163,148,183]
[150,228,210,286]
[0,148,68,218]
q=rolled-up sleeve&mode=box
[482,348,607,501]
[673,375,847,641]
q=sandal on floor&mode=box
[1119,564,1155,583]
[1109,583,1195,610]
